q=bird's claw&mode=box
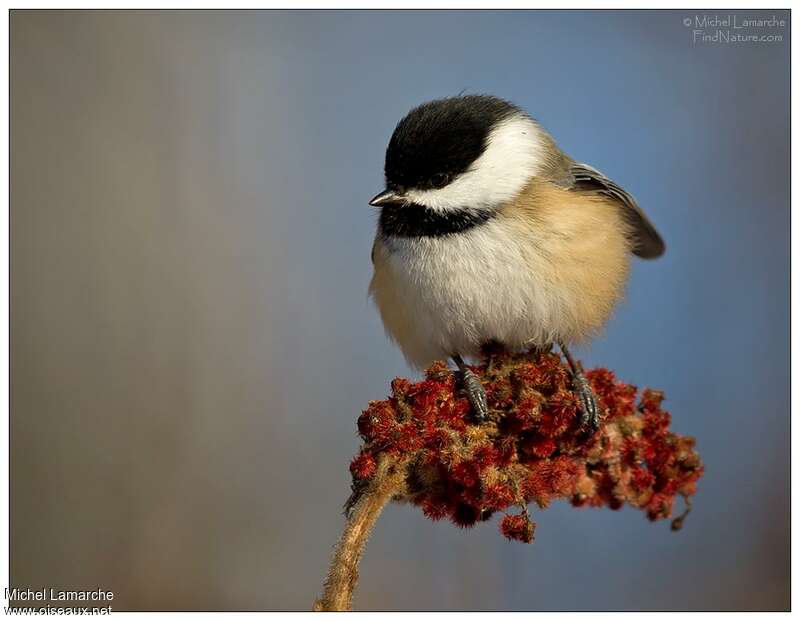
[461,368,489,423]
[572,373,600,434]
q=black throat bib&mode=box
[379,203,495,238]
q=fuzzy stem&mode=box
[314,458,405,611]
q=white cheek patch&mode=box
[404,114,545,214]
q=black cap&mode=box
[383,95,519,192]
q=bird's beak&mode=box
[369,189,407,207]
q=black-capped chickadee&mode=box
[369,95,664,429]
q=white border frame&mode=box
[2,4,793,617]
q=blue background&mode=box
[11,9,789,610]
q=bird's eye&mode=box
[430,173,449,188]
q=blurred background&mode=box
[11,9,789,611]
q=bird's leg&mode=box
[452,354,488,423]
[558,342,600,433]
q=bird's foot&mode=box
[571,371,600,434]
[461,367,489,423]
[557,341,600,435]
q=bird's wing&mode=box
[566,162,665,259]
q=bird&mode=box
[368,95,664,430]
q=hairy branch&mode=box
[314,458,407,611]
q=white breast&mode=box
[370,217,573,369]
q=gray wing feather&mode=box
[567,162,665,259]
